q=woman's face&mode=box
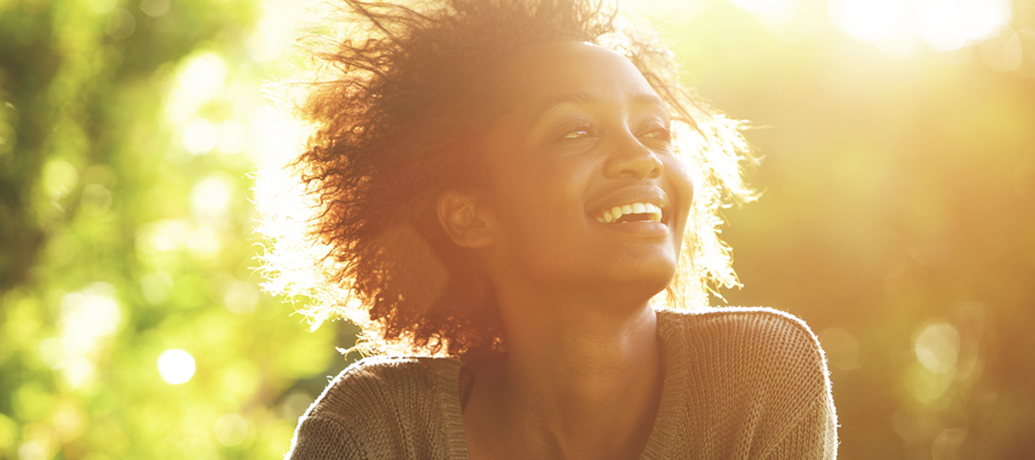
[477,41,694,301]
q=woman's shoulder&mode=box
[304,355,460,424]
[657,306,826,364]
[285,356,463,460]
[652,307,837,458]
[655,306,832,409]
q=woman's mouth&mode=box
[594,202,663,224]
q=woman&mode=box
[259,0,838,458]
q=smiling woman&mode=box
[257,0,837,458]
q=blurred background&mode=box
[0,0,1031,458]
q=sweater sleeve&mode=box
[763,384,838,459]
[281,356,463,460]
[655,308,838,460]
[286,416,362,460]
[742,309,838,460]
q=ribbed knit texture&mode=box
[286,307,838,459]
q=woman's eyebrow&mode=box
[527,92,601,128]
[631,93,668,113]
[527,92,667,129]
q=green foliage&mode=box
[0,0,349,458]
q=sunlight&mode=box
[829,0,909,42]
[623,0,710,19]
[729,0,797,26]
[245,0,321,62]
[246,110,308,167]
[829,0,1011,53]
[913,0,1011,52]
[729,0,786,13]
[157,349,196,385]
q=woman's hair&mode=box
[256,0,756,356]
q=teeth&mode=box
[611,206,623,221]
[595,202,663,224]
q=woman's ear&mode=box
[436,191,495,248]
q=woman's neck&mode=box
[464,293,663,460]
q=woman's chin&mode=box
[585,262,677,306]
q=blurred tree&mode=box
[1,0,347,458]
[0,0,58,291]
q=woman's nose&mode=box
[603,132,664,180]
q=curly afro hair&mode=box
[256,0,757,356]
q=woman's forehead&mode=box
[493,40,659,109]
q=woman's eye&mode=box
[561,127,594,139]
[641,127,671,141]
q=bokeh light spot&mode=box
[81,183,113,217]
[86,0,116,15]
[915,322,960,375]
[157,349,196,384]
[932,427,968,460]
[223,281,259,315]
[56,284,122,389]
[140,0,170,17]
[140,271,174,305]
[186,226,222,259]
[183,119,219,155]
[213,413,248,446]
[18,440,47,460]
[1014,156,1035,201]
[216,120,247,154]
[178,54,227,100]
[190,176,234,222]
[105,8,136,40]
[42,160,78,199]
[1002,31,1024,71]
[136,220,191,254]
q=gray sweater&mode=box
[286,307,838,459]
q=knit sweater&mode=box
[286,307,838,459]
